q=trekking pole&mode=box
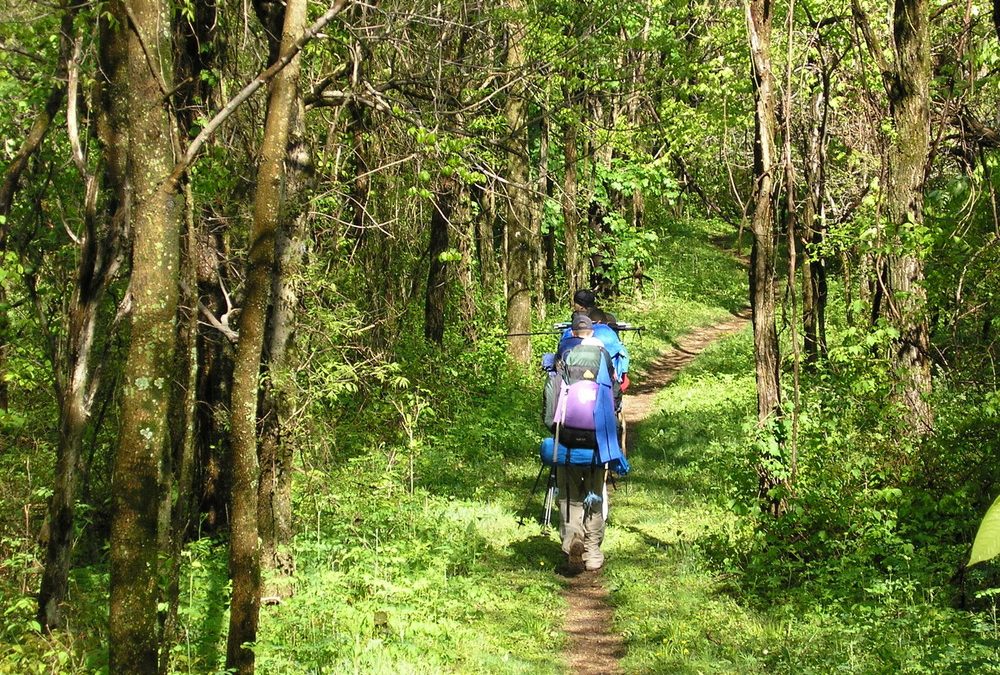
[541,466,556,534]
[516,463,549,527]
[505,330,562,337]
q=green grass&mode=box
[16,215,998,673]
[607,331,764,674]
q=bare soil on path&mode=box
[560,309,751,674]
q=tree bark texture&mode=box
[425,181,455,344]
[746,0,786,512]
[473,184,499,292]
[562,111,581,300]
[106,0,182,669]
[159,183,200,674]
[801,60,831,365]
[532,110,549,320]
[226,0,307,670]
[504,0,533,364]
[258,98,312,592]
[885,0,934,435]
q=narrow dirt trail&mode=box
[560,309,751,674]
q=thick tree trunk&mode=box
[106,0,182,669]
[425,181,455,344]
[746,0,786,514]
[885,0,934,435]
[586,94,614,295]
[226,0,307,671]
[258,98,312,597]
[159,183,200,674]
[472,184,499,293]
[504,0,533,364]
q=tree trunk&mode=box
[746,0,786,514]
[258,98,312,599]
[532,109,550,320]
[504,0,533,364]
[473,184,498,293]
[455,188,477,341]
[34,5,105,630]
[195,224,234,532]
[885,0,934,435]
[562,106,581,300]
[801,59,831,365]
[226,0,307,671]
[106,0,182,668]
[425,181,455,344]
[586,94,614,295]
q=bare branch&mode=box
[163,0,353,190]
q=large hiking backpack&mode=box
[543,343,613,448]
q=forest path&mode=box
[560,309,751,674]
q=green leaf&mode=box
[969,494,1000,566]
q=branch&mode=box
[162,0,352,190]
[850,0,893,95]
[0,2,77,243]
[179,280,239,343]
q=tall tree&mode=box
[884,0,933,434]
[226,0,308,670]
[257,96,313,593]
[745,0,786,513]
[105,0,183,668]
[851,0,934,434]
[504,0,533,363]
[37,19,125,630]
[562,97,582,298]
[425,180,455,344]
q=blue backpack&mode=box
[541,344,627,473]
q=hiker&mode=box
[541,314,628,573]
[587,308,631,392]
[558,301,631,393]
[571,288,619,328]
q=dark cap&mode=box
[572,313,593,331]
[573,289,596,308]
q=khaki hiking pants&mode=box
[556,464,607,569]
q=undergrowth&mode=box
[608,307,1000,673]
[9,215,999,673]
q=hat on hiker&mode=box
[573,289,596,308]
[572,313,594,331]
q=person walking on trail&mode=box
[555,313,617,573]
[572,288,618,327]
[560,291,631,393]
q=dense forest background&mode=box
[2,0,1000,672]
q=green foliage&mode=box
[970,495,1000,567]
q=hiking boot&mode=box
[568,537,585,570]
[584,559,604,572]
